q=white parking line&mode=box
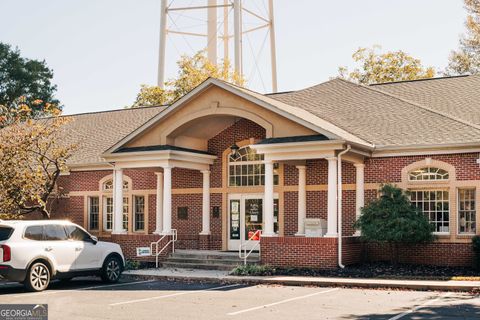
[110,283,242,307]
[2,280,155,298]
[388,292,451,320]
[78,280,155,291]
[227,288,340,316]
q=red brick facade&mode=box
[51,118,480,268]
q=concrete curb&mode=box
[123,271,480,292]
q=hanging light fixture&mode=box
[230,117,241,160]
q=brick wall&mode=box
[261,236,362,269]
[365,242,474,267]
[364,153,480,183]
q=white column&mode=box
[112,168,126,234]
[295,165,307,236]
[200,170,211,235]
[162,166,172,235]
[154,172,163,234]
[326,157,338,237]
[354,163,365,235]
[263,160,275,236]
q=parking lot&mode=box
[0,278,479,319]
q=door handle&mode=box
[75,247,82,252]
[44,247,53,252]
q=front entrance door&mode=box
[228,194,278,251]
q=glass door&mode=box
[227,194,279,251]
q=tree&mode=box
[0,42,60,118]
[445,0,480,75]
[132,50,244,107]
[339,46,435,85]
[354,184,434,263]
[0,102,75,219]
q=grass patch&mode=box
[231,264,275,276]
[230,262,480,281]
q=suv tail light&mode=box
[1,245,11,262]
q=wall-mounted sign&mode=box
[136,247,151,257]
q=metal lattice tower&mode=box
[157,0,278,93]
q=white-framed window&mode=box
[134,196,145,231]
[103,196,129,231]
[104,197,113,231]
[458,188,476,235]
[228,146,279,187]
[410,190,450,233]
[88,197,99,231]
[409,167,449,181]
[123,197,129,230]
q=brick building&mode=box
[52,76,480,268]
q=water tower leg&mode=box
[268,0,278,93]
[233,0,242,77]
[158,0,168,88]
[207,0,217,64]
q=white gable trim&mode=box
[103,78,372,156]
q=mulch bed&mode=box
[259,262,480,280]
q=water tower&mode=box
[157,0,278,92]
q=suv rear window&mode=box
[44,225,68,241]
[0,227,13,241]
[24,225,44,241]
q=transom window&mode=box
[409,167,449,181]
[228,146,279,187]
[103,180,129,191]
[410,190,450,233]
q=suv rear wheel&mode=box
[25,262,50,292]
[101,255,122,283]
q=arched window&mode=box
[408,167,449,181]
[103,179,129,191]
[228,146,279,187]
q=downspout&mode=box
[337,144,351,269]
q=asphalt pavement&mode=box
[0,277,478,319]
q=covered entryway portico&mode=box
[102,147,217,237]
[252,138,369,240]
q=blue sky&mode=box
[0,0,467,115]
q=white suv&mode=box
[0,220,125,292]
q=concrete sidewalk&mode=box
[124,267,480,292]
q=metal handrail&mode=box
[151,229,177,268]
[239,230,261,265]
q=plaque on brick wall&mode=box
[178,207,188,220]
[212,206,220,218]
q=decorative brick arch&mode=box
[401,158,456,185]
[98,174,133,192]
[160,106,274,144]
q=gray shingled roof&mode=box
[371,75,480,127]
[270,78,480,147]
[63,75,480,166]
[62,106,165,166]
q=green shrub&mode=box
[472,236,480,271]
[124,260,141,271]
[230,264,274,276]
[354,184,435,264]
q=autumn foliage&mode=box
[0,100,75,218]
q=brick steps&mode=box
[162,250,260,271]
